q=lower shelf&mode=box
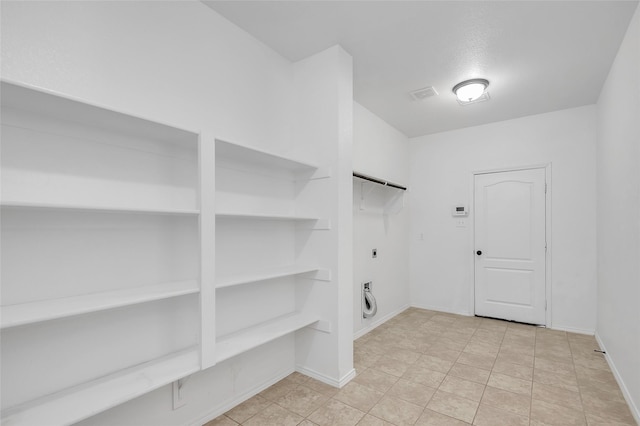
[215,312,320,363]
[1,347,200,426]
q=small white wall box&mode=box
[452,205,468,216]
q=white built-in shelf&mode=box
[1,347,199,426]
[1,81,197,146]
[0,201,200,216]
[215,211,319,221]
[1,281,199,329]
[216,139,319,173]
[215,312,320,363]
[217,266,329,289]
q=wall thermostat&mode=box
[452,205,468,216]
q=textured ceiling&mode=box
[203,1,639,137]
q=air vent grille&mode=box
[410,86,438,101]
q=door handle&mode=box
[476,250,482,255]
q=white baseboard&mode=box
[353,304,410,340]
[410,303,472,317]
[190,367,293,426]
[595,332,640,425]
[550,324,595,335]
[296,365,356,389]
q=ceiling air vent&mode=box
[410,86,438,101]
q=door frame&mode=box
[469,163,552,327]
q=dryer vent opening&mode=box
[362,281,377,319]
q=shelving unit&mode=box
[217,266,324,289]
[214,139,329,361]
[216,312,320,363]
[0,80,210,425]
[1,347,200,426]
[1,280,199,329]
[0,201,200,216]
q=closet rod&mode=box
[352,172,407,191]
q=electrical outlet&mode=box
[456,219,467,228]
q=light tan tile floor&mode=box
[204,308,638,426]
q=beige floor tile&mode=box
[573,353,610,371]
[575,365,617,385]
[464,341,500,357]
[385,347,422,364]
[373,355,411,377]
[424,346,462,362]
[333,381,385,412]
[286,371,312,384]
[447,362,491,385]
[582,394,637,424]
[202,415,239,426]
[416,353,455,373]
[439,375,486,402]
[426,390,479,424]
[274,384,329,417]
[487,372,532,396]
[224,394,272,423]
[499,343,535,358]
[308,399,366,426]
[402,364,446,388]
[532,381,583,411]
[471,329,505,345]
[457,351,496,370]
[585,413,638,426]
[534,367,579,392]
[299,421,318,426]
[579,382,626,405]
[492,359,533,380]
[304,378,340,397]
[356,414,395,426]
[531,399,587,425]
[259,379,299,401]
[243,403,304,426]
[438,336,471,351]
[472,404,529,426]
[369,395,424,426]
[387,378,436,407]
[416,408,471,425]
[534,356,576,375]
[352,368,399,393]
[496,350,534,367]
[480,386,530,417]
[354,349,382,369]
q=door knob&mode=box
[476,250,482,255]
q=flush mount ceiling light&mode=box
[452,78,490,104]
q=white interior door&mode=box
[474,168,546,325]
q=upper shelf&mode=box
[1,280,199,329]
[1,80,197,147]
[1,347,199,426]
[0,201,200,216]
[216,139,319,174]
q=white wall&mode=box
[596,4,640,421]
[409,105,598,333]
[352,103,410,337]
[0,2,324,425]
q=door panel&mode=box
[474,168,546,325]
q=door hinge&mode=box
[545,183,547,193]
[545,242,547,252]
[545,300,547,311]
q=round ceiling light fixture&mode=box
[452,78,489,103]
